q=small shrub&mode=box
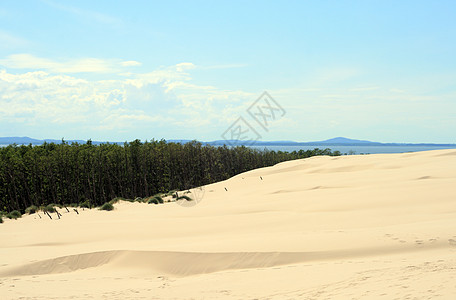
[25,205,38,214]
[113,198,135,203]
[99,202,114,211]
[109,197,127,205]
[177,195,192,201]
[147,195,163,205]
[43,204,56,213]
[166,190,178,198]
[7,210,22,219]
[79,200,91,208]
[0,215,3,223]
[48,203,63,208]
[148,198,159,205]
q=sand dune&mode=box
[1,149,456,299]
[0,241,450,278]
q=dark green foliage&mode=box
[109,197,134,204]
[153,195,164,204]
[79,200,91,208]
[167,190,177,196]
[109,197,124,205]
[7,210,22,219]
[0,140,341,212]
[43,204,56,213]
[148,198,159,205]
[99,202,114,211]
[0,215,3,223]
[25,205,38,214]
[177,195,192,201]
[146,195,164,205]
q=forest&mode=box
[0,139,341,215]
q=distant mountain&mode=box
[315,137,379,145]
[0,137,110,145]
[208,137,384,146]
[0,136,454,147]
[0,137,42,144]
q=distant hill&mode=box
[0,136,454,147]
[314,137,380,145]
[0,137,109,145]
[0,137,42,145]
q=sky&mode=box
[0,0,455,143]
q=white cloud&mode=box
[120,61,142,67]
[0,62,253,139]
[0,54,141,74]
[1,62,454,143]
[175,62,195,72]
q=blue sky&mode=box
[0,0,455,143]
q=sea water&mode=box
[249,145,456,155]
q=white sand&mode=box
[1,149,456,299]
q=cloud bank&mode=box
[0,59,253,140]
[1,54,454,143]
[0,54,142,73]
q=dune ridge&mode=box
[0,238,450,278]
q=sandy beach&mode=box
[1,149,456,299]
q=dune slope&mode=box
[1,149,456,299]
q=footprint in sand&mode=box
[448,239,456,246]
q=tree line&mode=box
[0,139,341,213]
